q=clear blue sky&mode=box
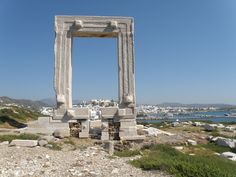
[0,0,236,104]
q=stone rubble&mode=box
[138,126,175,137]
[221,152,236,161]
[224,126,235,132]
[204,124,218,131]
[207,136,236,149]
[187,139,197,146]
[216,137,236,148]
[0,145,169,177]
[192,122,204,127]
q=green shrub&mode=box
[0,107,42,128]
[131,144,236,177]
[63,139,76,146]
[0,133,40,142]
[210,130,236,139]
[114,149,140,157]
[47,142,62,151]
[199,143,236,153]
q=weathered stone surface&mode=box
[136,125,144,129]
[100,107,118,118]
[25,117,70,136]
[38,140,48,147]
[206,135,214,141]
[10,140,38,147]
[211,136,220,142]
[104,141,114,155]
[224,126,235,132]
[171,122,179,127]
[0,145,169,177]
[187,139,197,146]
[192,122,205,126]
[174,146,184,150]
[216,124,225,129]
[90,120,101,128]
[216,137,236,148]
[204,124,218,131]
[221,152,236,161]
[0,141,9,145]
[53,16,139,140]
[141,127,174,137]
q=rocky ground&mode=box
[0,143,170,177]
[1,120,235,177]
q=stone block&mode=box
[224,126,235,132]
[172,122,180,127]
[118,109,126,116]
[57,94,65,103]
[217,124,225,129]
[101,131,109,141]
[187,139,197,146]
[104,141,114,155]
[101,107,118,118]
[0,141,9,145]
[216,137,236,148]
[136,125,144,129]
[204,124,218,131]
[66,109,76,118]
[38,140,48,147]
[90,120,101,128]
[123,94,133,103]
[221,152,236,161]
[73,108,89,119]
[192,122,202,126]
[10,140,38,147]
[79,131,89,138]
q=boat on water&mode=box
[224,113,236,117]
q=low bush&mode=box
[199,142,236,153]
[0,107,42,128]
[114,149,140,157]
[210,130,236,139]
[0,133,40,142]
[130,144,236,177]
[47,142,62,151]
[63,138,76,146]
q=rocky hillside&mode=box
[0,106,42,128]
[0,96,49,111]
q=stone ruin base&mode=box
[101,117,145,141]
[24,117,89,138]
[23,117,144,141]
[24,117,70,136]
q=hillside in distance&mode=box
[0,96,49,111]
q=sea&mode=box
[137,111,236,123]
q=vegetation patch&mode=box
[114,149,140,157]
[138,121,171,129]
[130,144,236,177]
[0,106,42,128]
[210,131,236,139]
[47,142,62,151]
[63,138,76,146]
[0,133,40,142]
[199,142,236,153]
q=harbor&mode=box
[137,111,236,123]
